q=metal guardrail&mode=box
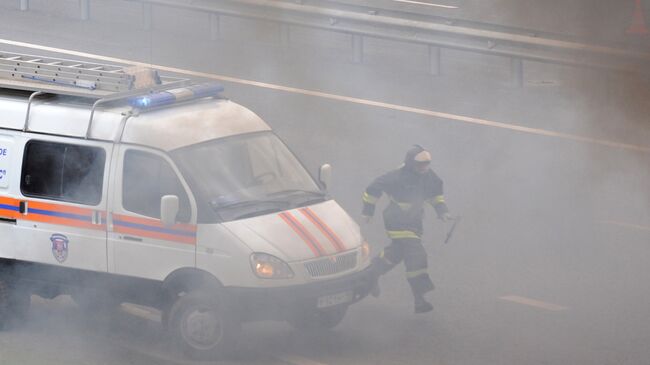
[16,0,650,87]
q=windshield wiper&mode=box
[267,189,326,198]
[268,189,329,208]
[210,199,289,211]
[211,199,291,221]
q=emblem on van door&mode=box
[50,233,69,263]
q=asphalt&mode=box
[0,4,649,365]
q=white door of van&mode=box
[107,145,197,280]
[15,137,112,272]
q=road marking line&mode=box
[500,295,567,311]
[1,38,649,154]
[601,220,650,232]
[275,354,329,365]
[392,0,459,9]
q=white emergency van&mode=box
[0,52,373,358]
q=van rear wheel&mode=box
[167,291,239,360]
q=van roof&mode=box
[123,98,272,151]
[0,52,271,150]
[0,92,271,151]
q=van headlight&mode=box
[360,240,371,262]
[250,253,294,279]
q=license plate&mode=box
[317,290,354,308]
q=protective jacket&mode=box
[362,166,448,238]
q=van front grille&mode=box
[304,251,357,278]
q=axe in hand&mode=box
[444,216,461,244]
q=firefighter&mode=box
[362,145,450,314]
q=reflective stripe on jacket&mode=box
[361,166,448,233]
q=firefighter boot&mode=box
[414,295,433,314]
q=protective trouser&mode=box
[371,235,434,298]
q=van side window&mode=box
[122,150,191,223]
[21,141,105,205]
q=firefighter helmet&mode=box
[404,145,431,173]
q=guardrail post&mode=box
[280,24,291,48]
[19,0,28,11]
[429,46,441,76]
[143,3,153,30]
[511,57,523,87]
[210,13,220,40]
[80,0,90,20]
[352,34,363,63]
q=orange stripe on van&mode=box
[25,200,104,230]
[0,196,105,230]
[0,196,19,205]
[113,214,197,233]
[28,200,96,216]
[114,225,196,245]
[279,212,323,256]
[300,207,346,252]
[112,213,197,245]
[0,196,20,219]
[25,212,104,230]
[285,211,328,255]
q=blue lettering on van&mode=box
[0,170,6,180]
[0,149,7,156]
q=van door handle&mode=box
[122,235,143,242]
[19,201,28,214]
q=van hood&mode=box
[222,200,361,262]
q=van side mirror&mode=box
[319,164,332,190]
[160,195,179,227]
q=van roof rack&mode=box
[0,51,187,98]
[0,51,226,140]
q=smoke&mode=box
[0,1,649,364]
[458,0,645,44]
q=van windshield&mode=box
[172,132,324,221]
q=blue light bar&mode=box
[127,83,224,109]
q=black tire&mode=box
[289,305,348,331]
[167,291,239,360]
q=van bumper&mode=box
[225,265,374,321]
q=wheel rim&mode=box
[180,305,224,351]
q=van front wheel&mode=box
[168,291,239,360]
